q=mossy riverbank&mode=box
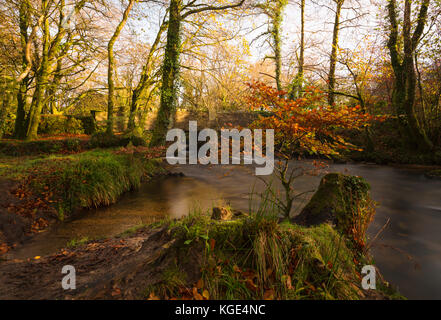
[0,149,165,254]
[0,210,403,300]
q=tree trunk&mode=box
[387,0,433,151]
[128,19,168,131]
[14,84,28,139]
[26,0,51,140]
[273,1,283,92]
[289,0,305,99]
[0,87,13,139]
[13,1,31,139]
[149,0,182,146]
[107,0,135,135]
[328,0,344,106]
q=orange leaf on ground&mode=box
[111,288,121,297]
[209,238,216,250]
[148,292,160,300]
[194,293,203,300]
[263,289,275,300]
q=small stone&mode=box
[211,207,233,221]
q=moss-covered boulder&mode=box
[293,173,374,249]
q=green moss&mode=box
[66,236,91,248]
[301,173,369,222]
[295,173,374,250]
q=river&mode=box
[5,161,441,300]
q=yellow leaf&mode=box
[202,290,210,300]
[34,256,41,260]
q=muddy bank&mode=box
[0,226,183,299]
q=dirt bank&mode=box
[0,226,185,299]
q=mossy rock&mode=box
[293,173,371,240]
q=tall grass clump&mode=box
[155,205,370,300]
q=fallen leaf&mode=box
[196,278,204,289]
[263,289,275,300]
[202,290,210,300]
[194,293,203,300]
[111,288,121,297]
[148,292,160,300]
[209,238,216,250]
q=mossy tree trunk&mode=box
[289,0,304,99]
[13,0,32,139]
[387,0,433,152]
[149,0,182,146]
[328,0,344,106]
[107,0,136,135]
[272,0,285,92]
[0,83,14,138]
[26,0,51,140]
[255,0,287,93]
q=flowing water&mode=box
[5,161,441,299]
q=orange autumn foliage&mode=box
[247,81,382,157]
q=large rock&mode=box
[293,173,373,246]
